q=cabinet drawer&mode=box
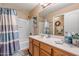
[63,51,75,56]
[53,47,65,56]
[33,40,39,46]
[53,47,75,56]
[40,49,51,56]
[40,42,52,54]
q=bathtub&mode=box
[19,38,29,50]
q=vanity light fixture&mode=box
[40,3,52,8]
[40,3,56,8]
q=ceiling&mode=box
[39,3,73,17]
[0,3,38,12]
[0,3,73,17]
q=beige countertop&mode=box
[29,35,79,56]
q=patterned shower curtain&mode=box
[0,8,20,56]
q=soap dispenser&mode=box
[68,32,72,44]
[65,32,72,44]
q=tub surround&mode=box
[29,35,79,56]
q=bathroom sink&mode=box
[54,40,64,45]
[45,37,64,45]
[34,35,64,45]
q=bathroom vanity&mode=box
[29,35,79,56]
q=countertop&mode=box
[29,35,79,56]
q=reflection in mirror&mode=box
[43,19,49,34]
[38,19,50,34]
[64,9,79,33]
[53,15,64,36]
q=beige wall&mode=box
[17,9,29,19]
[29,4,43,18]
[29,4,45,21]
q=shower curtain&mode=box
[0,8,20,56]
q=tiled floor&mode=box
[13,50,29,56]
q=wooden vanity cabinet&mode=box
[29,37,76,56]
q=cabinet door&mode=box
[52,47,75,56]
[29,39,33,55]
[33,45,39,56]
[53,48,64,56]
[33,40,39,46]
[40,42,52,55]
[40,49,51,56]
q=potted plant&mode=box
[72,33,79,47]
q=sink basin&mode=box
[44,37,64,44]
[35,35,64,45]
[54,40,64,45]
